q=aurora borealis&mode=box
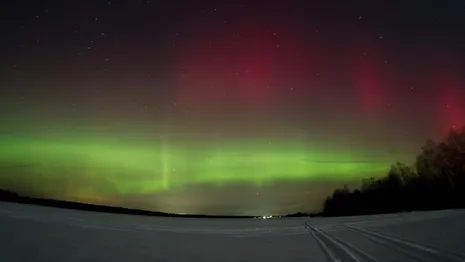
[1,2,465,215]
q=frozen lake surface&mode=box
[1,202,464,261]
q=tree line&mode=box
[323,126,465,216]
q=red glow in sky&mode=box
[171,17,314,112]
[439,77,465,133]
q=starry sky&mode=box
[1,1,465,215]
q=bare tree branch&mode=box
[451,130,465,155]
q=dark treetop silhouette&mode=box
[323,125,465,216]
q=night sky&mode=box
[1,1,465,215]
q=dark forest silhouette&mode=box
[323,126,465,216]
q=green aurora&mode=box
[0,136,394,205]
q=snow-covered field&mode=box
[1,202,464,261]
